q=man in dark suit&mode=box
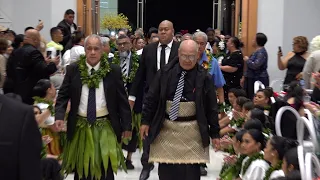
[57,9,78,54]
[54,34,132,180]
[128,20,179,180]
[140,40,220,180]
[112,35,145,170]
[4,29,59,104]
[0,94,42,180]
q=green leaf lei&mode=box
[241,152,264,175]
[230,117,246,128]
[213,51,226,60]
[112,51,139,84]
[78,53,111,89]
[218,102,232,113]
[201,50,213,72]
[33,96,55,116]
[219,154,247,179]
[263,160,282,180]
[110,41,116,50]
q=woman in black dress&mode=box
[220,37,244,104]
[278,36,309,89]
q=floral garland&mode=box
[242,152,264,175]
[263,161,282,180]
[33,96,55,116]
[230,117,246,128]
[219,102,232,113]
[110,41,116,50]
[78,53,111,89]
[112,51,139,84]
[201,50,213,72]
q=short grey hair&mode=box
[84,34,103,47]
[193,31,208,42]
[100,37,110,46]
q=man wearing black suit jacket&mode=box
[57,9,78,54]
[0,94,42,180]
[54,35,132,180]
[128,20,179,180]
[4,29,59,104]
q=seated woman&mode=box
[219,88,247,127]
[253,88,274,116]
[220,97,251,136]
[33,79,62,157]
[238,129,269,180]
[263,136,298,180]
[275,148,301,180]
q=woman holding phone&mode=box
[277,36,309,89]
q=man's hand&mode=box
[36,21,44,31]
[129,100,135,110]
[212,138,220,151]
[243,56,249,61]
[140,125,149,140]
[122,131,132,139]
[54,120,65,132]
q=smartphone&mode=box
[46,51,52,58]
[278,46,282,53]
[56,50,60,56]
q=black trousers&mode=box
[74,161,114,180]
[140,137,153,168]
[244,76,269,100]
[158,163,200,180]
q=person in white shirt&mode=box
[239,129,269,180]
[63,31,85,67]
[263,136,298,180]
[54,34,132,180]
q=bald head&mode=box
[179,39,198,53]
[178,40,199,70]
[158,20,174,44]
[24,29,41,48]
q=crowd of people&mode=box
[0,8,320,180]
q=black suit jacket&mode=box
[57,20,77,53]
[129,41,179,97]
[55,62,132,142]
[0,95,42,180]
[141,58,220,147]
[4,44,57,104]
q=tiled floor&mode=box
[65,147,226,180]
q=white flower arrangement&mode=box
[218,40,225,51]
[310,35,320,52]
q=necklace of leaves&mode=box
[201,50,213,71]
[242,152,264,175]
[33,96,55,116]
[112,50,139,84]
[78,53,111,89]
[230,117,246,128]
[264,160,282,180]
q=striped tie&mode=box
[169,71,187,121]
[121,58,128,87]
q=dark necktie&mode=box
[87,68,96,124]
[160,44,167,69]
[169,71,187,120]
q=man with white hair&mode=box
[101,36,114,58]
[140,40,220,180]
[54,34,132,180]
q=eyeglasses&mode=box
[180,54,197,61]
[117,42,130,46]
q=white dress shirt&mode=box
[157,40,173,70]
[78,62,108,117]
[240,155,270,180]
[269,170,285,180]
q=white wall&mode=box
[0,0,77,40]
[257,0,320,83]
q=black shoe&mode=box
[125,159,135,170]
[139,164,154,180]
[200,166,207,176]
